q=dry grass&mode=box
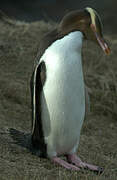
[0,14,117,180]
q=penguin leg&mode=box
[51,156,80,171]
[66,154,103,173]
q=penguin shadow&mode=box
[9,128,42,157]
[9,93,51,157]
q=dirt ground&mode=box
[0,14,117,180]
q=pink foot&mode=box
[51,156,80,171]
[66,154,103,173]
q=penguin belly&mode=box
[40,31,85,158]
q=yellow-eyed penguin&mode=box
[30,7,110,172]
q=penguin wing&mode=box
[30,61,47,155]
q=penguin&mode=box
[30,7,110,171]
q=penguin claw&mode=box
[94,167,104,174]
[82,165,104,174]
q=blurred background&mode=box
[0,0,116,34]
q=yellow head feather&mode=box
[86,7,96,26]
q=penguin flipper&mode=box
[30,61,47,157]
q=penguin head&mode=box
[59,7,110,55]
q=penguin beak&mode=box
[90,24,111,55]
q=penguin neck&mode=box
[62,31,83,53]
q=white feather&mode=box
[40,31,85,158]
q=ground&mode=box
[0,15,117,180]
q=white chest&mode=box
[40,31,85,157]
